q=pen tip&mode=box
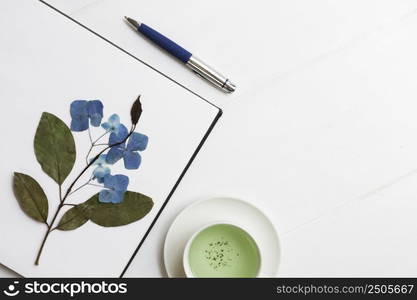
[124,16,140,29]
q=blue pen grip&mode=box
[138,23,192,63]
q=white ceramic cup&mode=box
[182,221,263,278]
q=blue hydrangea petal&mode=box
[109,124,128,145]
[96,176,106,184]
[101,114,120,132]
[87,100,103,127]
[108,114,120,126]
[103,174,129,192]
[106,146,125,164]
[92,154,107,166]
[111,191,125,203]
[113,174,129,192]
[101,122,111,131]
[70,100,89,131]
[123,151,141,170]
[98,189,114,203]
[98,154,107,165]
[93,165,109,178]
[70,117,89,132]
[127,132,149,152]
[98,175,128,203]
[93,166,110,183]
[70,100,89,117]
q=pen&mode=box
[124,17,236,93]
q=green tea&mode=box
[188,224,261,277]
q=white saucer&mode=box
[163,197,280,277]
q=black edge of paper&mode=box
[120,109,222,277]
[38,0,221,111]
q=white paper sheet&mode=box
[0,0,220,277]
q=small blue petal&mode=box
[92,154,107,166]
[93,166,110,183]
[114,174,129,192]
[70,100,89,117]
[99,188,125,203]
[124,151,141,169]
[98,189,114,203]
[108,114,120,126]
[111,191,125,203]
[70,100,89,131]
[89,114,102,127]
[109,124,128,145]
[70,117,89,132]
[87,100,103,127]
[96,176,105,184]
[127,132,148,152]
[103,174,129,192]
[106,146,125,164]
[101,114,120,132]
[101,122,111,131]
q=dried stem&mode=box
[85,131,109,164]
[34,124,136,265]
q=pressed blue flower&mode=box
[101,114,123,135]
[70,100,103,131]
[91,154,110,183]
[109,124,129,145]
[70,101,88,131]
[101,114,129,144]
[106,132,148,169]
[87,100,104,127]
[98,174,129,204]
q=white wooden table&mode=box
[2,0,417,277]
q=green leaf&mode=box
[56,205,89,231]
[34,112,76,185]
[81,191,153,227]
[130,95,142,125]
[13,172,48,223]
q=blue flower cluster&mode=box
[70,100,148,204]
[70,100,103,131]
[99,174,129,204]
